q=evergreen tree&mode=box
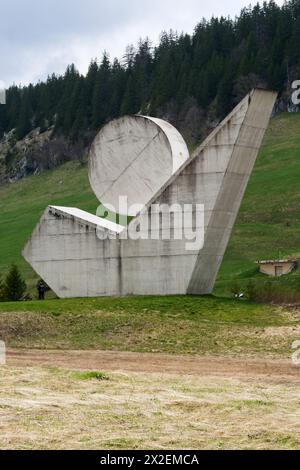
[110,58,126,117]
[86,60,99,125]
[217,66,235,116]
[54,64,81,136]
[121,73,139,115]
[16,91,32,139]
[132,38,153,110]
[92,52,112,128]
[70,79,89,141]
[2,265,26,302]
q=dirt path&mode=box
[7,349,300,382]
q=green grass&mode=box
[0,294,282,323]
[73,371,109,381]
[1,112,300,296]
[0,295,298,357]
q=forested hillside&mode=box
[1,0,300,181]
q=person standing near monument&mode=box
[37,280,46,300]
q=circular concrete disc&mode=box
[88,115,189,217]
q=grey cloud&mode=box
[0,0,284,86]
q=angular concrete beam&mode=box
[187,89,277,294]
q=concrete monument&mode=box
[23,89,277,298]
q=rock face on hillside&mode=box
[0,127,92,185]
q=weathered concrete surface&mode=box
[89,115,189,217]
[23,89,277,298]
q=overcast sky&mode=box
[0,0,285,87]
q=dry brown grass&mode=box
[0,365,299,450]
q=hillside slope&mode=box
[0,112,300,294]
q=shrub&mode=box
[245,279,300,305]
[2,265,27,302]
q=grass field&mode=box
[1,365,299,450]
[1,113,300,296]
[0,295,299,357]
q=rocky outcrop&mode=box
[0,128,93,185]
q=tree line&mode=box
[1,0,300,143]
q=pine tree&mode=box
[70,80,89,141]
[2,265,26,302]
[92,52,112,128]
[16,92,32,139]
[54,64,81,136]
[110,59,126,118]
[132,38,153,110]
[86,60,99,125]
[121,73,139,115]
[217,65,235,116]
